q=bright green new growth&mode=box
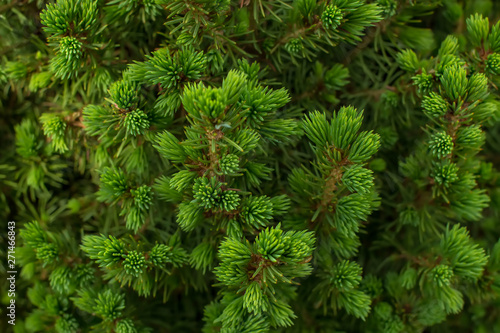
[219,154,239,174]
[213,224,315,330]
[40,114,68,153]
[322,5,344,30]
[59,36,82,60]
[431,265,453,287]
[396,49,419,72]
[123,110,150,137]
[342,167,375,194]
[109,80,139,110]
[413,70,434,94]
[422,92,448,118]
[80,233,188,296]
[123,250,146,277]
[486,52,500,75]
[429,131,454,158]
[432,160,459,187]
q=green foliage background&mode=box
[2,0,500,332]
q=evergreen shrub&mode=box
[2,0,500,332]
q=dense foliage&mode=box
[2,0,500,332]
